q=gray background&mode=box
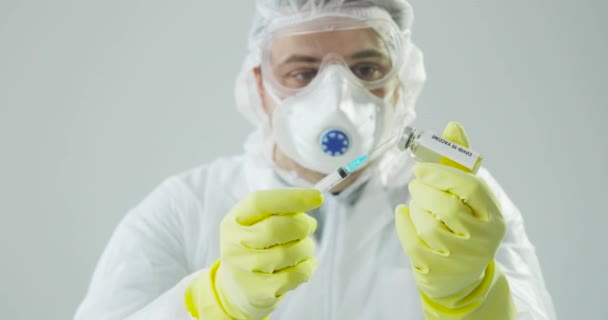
[0,1,605,319]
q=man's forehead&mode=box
[270,28,388,62]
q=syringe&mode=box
[313,154,369,192]
[313,125,484,193]
[313,135,399,193]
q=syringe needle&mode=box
[367,134,399,159]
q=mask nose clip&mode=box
[319,52,349,69]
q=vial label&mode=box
[416,132,481,170]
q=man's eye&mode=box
[292,70,318,81]
[284,69,318,88]
[351,64,383,81]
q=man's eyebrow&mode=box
[350,49,388,60]
[280,54,322,65]
[278,49,388,65]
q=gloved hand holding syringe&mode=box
[314,125,484,192]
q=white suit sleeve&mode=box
[479,169,557,320]
[75,178,198,320]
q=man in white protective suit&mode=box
[75,1,556,319]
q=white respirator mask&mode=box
[269,63,397,174]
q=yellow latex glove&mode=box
[395,122,516,319]
[185,188,322,320]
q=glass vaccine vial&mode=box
[397,126,483,174]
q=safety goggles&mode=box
[260,12,406,99]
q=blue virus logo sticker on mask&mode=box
[321,129,350,157]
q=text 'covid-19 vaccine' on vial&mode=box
[397,126,483,174]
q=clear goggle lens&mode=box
[261,18,404,98]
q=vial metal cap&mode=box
[398,126,416,151]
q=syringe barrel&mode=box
[314,170,344,193]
